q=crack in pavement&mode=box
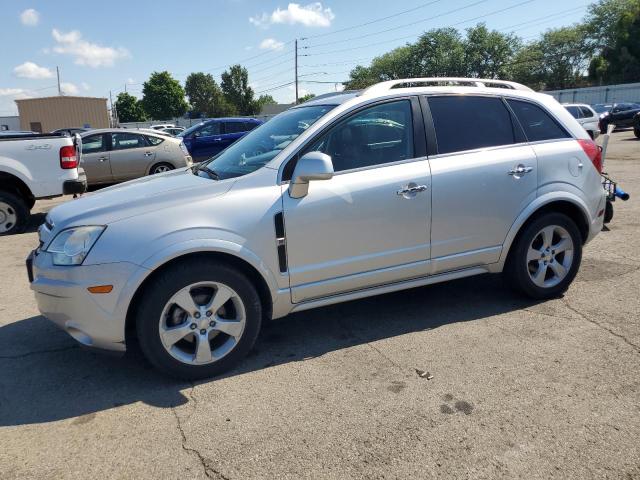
[171,387,232,480]
[563,299,640,354]
[0,345,78,360]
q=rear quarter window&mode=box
[146,136,165,146]
[507,100,570,142]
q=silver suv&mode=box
[28,78,607,379]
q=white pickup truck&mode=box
[0,132,86,235]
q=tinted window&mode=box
[197,122,221,137]
[146,135,164,146]
[565,106,582,119]
[111,133,145,150]
[580,106,594,118]
[507,100,569,142]
[428,96,517,154]
[83,134,105,154]
[224,122,247,134]
[304,100,414,172]
[244,122,259,131]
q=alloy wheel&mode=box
[0,201,17,233]
[158,281,246,365]
[526,225,574,288]
[152,165,172,174]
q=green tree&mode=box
[221,65,260,115]
[257,94,277,107]
[463,24,521,78]
[185,72,234,117]
[298,93,316,103]
[410,28,466,77]
[141,71,188,120]
[114,92,146,123]
[508,43,546,90]
[586,0,640,83]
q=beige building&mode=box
[15,96,109,132]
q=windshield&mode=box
[177,123,204,137]
[198,105,335,180]
[592,104,612,114]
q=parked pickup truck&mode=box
[0,133,86,235]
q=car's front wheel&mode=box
[505,213,582,299]
[136,259,262,379]
[634,127,640,139]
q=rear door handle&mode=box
[98,156,108,162]
[508,165,533,176]
[144,151,153,157]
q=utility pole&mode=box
[124,83,127,93]
[109,90,117,127]
[56,66,61,95]
[294,39,299,104]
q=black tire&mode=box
[600,122,608,135]
[135,259,262,380]
[634,127,640,139]
[149,162,175,175]
[0,190,30,236]
[504,213,582,299]
[604,200,614,224]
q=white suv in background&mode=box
[563,103,600,139]
[29,78,607,379]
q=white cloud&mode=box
[13,61,53,79]
[51,29,130,67]
[20,9,40,26]
[259,38,285,51]
[60,82,79,95]
[126,77,135,84]
[0,88,26,97]
[250,2,334,28]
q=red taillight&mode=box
[60,145,78,169]
[577,138,602,173]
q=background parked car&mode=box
[158,126,185,136]
[80,129,192,186]
[150,123,175,130]
[178,117,262,162]
[51,127,89,136]
[563,103,600,139]
[597,102,640,133]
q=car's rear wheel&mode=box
[149,163,174,175]
[136,259,262,379]
[505,213,582,299]
[0,190,29,236]
[634,127,640,139]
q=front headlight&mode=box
[45,226,105,266]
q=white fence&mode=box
[119,114,276,130]
[544,82,640,104]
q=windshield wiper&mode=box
[192,164,219,180]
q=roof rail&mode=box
[362,77,533,96]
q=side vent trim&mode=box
[274,212,288,273]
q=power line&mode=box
[301,0,444,40]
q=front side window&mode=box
[198,105,335,180]
[111,133,145,150]
[303,100,415,172]
[507,99,569,142]
[197,122,221,137]
[580,106,594,118]
[429,96,518,155]
[83,134,105,154]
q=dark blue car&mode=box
[178,118,263,162]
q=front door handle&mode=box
[144,151,153,157]
[508,165,533,176]
[397,183,428,197]
[98,156,108,162]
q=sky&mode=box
[0,0,592,116]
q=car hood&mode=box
[48,168,234,229]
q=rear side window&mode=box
[244,121,259,131]
[507,100,570,142]
[565,106,581,119]
[579,106,593,118]
[224,122,247,134]
[146,136,164,146]
[428,96,518,155]
[111,133,145,150]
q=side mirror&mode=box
[289,152,334,199]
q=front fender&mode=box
[493,191,592,272]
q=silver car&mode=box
[80,129,192,185]
[29,78,607,379]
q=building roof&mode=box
[15,96,108,103]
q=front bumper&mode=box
[28,250,143,352]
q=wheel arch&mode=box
[499,195,591,271]
[0,171,35,207]
[124,251,274,343]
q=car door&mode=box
[220,121,248,150]
[190,122,223,161]
[108,132,154,181]
[282,98,431,303]
[80,133,112,184]
[425,95,539,274]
